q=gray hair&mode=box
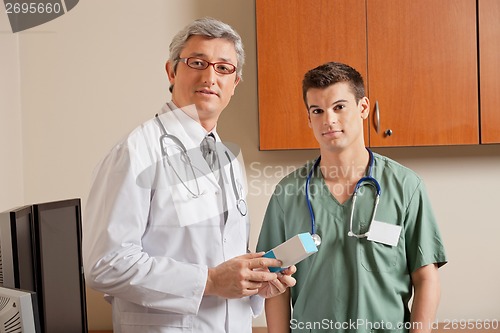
[169,17,245,86]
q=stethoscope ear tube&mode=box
[355,176,381,196]
[306,158,322,245]
[225,151,248,216]
[306,148,381,242]
[155,114,247,216]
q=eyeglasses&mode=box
[178,57,237,75]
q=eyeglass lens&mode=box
[182,57,236,75]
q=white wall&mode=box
[0,14,24,211]
[2,0,499,330]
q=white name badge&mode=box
[367,220,402,247]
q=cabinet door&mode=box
[256,0,367,150]
[367,0,479,147]
[479,0,500,144]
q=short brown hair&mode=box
[302,62,365,107]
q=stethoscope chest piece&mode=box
[237,198,248,216]
[311,233,322,246]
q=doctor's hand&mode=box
[204,252,283,299]
[257,265,297,299]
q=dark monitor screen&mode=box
[32,199,88,333]
[0,205,36,291]
[15,208,36,292]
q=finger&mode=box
[241,253,283,270]
[277,274,296,288]
[281,265,297,275]
[269,279,286,294]
[238,251,266,260]
[244,280,263,290]
[248,257,282,270]
[242,288,259,297]
[247,269,278,282]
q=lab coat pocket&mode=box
[360,240,398,272]
[120,312,193,333]
[150,176,221,227]
[171,178,222,227]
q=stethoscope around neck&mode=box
[305,148,381,246]
[154,114,248,216]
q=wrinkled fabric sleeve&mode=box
[83,136,207,315]
[404,180,448,274]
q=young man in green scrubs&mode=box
[257,62,447,333]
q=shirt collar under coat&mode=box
[160,101,220,146]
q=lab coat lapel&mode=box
[156,105,224,227]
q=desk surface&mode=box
[89,329,268,333]
[89,327,500,333]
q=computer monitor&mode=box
[32,198,88,333]
[0,286,41,332]
[0,205,36,291]
[0,199,88,333]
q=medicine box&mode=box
[263,233,318,272]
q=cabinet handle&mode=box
[385,129,393,136]
[375,100,380,134]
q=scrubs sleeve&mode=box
[83,136,206,315]
[257,191,288,254]
[404,180,448,273]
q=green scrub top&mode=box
[257,152,447,333]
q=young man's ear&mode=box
[359,97,370,120]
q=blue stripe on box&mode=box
[263,250,276,259]
[298,233,318,253]
[263,250,283,272]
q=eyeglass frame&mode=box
[177,57,237,75]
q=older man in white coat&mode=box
[83,17,295,333]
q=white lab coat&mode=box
[83,103,261,333]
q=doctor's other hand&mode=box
[257,265,297,299]
[204,252,282,299]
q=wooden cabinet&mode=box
[479,0,500,144]
[256,0,367,150]
[256,0,481,149]
[367,0,478,147]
